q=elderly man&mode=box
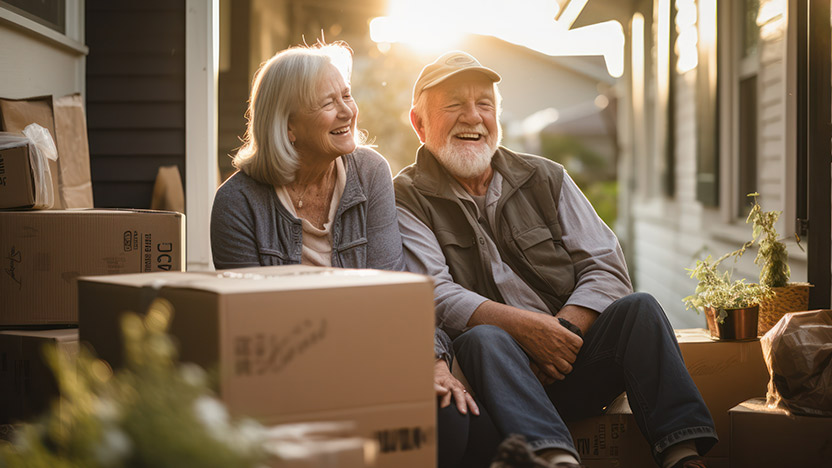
[394,51,717,468]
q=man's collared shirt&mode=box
[397,168,632,338]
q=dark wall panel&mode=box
[86,0,185,209]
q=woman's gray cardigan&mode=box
[211,147,405,271]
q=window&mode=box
[0,0,65,33]
[735,0,760,215]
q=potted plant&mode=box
[683,254,773,340]
[743,193,812,334]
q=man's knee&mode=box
[453,325,520,357]
[608,292,667,324]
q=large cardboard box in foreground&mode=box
[0,209,184,326]
[78,266,437,468]
[730,398,832,468]
[676,329,768,460]
[0,329,78,424]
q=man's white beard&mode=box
[432,135,497,180]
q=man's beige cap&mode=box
[412,51,501,104]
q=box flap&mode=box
[80,266,433,294]
[0,329,78,342]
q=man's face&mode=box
[414,72,500,179]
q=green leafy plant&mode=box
[683,254,772,323]
[745,192,794,288]
[0,299,268,468]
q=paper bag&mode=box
[761,309,832,416]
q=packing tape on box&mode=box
[0,124,57,209]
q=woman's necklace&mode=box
[290,184,310,208]
[289,163,336,214]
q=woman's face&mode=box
[288,63,359,163]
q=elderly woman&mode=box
[210,42,498,467]
[211,42,402,270]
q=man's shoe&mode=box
[670,455,709,468]
[490,434,549,468]
[489,434,587,468]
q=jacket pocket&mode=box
[435,229,479,285]
[257,247,288,266]
[336,237,368,268]
[513,225,574,295]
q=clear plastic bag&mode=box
[761,309,832,416]
[0,124,57,209]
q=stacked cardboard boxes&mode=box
[78,266,437,468]
[676,328,769,465]
[556,330,768,467]
[0,94,186,427]
[0,209,184,424]
[730,398,832,467]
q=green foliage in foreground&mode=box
[0,300,266,468]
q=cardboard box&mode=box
[566,394,655,468]
[0,95,94,209]
[567,393,729,468]
[0,96,62,208]
[730,398,832,467]
[0,141,40,209]
[78,266,437,468]
[262,422,376,468]
[0,209,184,326]
[676,328,768,459]
[0,328,78,424]
[268,436,373,468]
[53,94,94,208]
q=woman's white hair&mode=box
[233,42,355,187]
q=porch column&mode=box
[185,0,219,271]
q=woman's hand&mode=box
[434,359,479,416]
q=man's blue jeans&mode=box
[452,292,718,465]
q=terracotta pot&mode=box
[704,305,759,340]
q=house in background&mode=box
[616,0,831,327]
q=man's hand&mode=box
[467,301,599,384]
[434,359,479,416]
[517,313,583,381]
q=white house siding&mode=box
[630,70,709,329]
[625,10,807,329]
[0,8,86,100]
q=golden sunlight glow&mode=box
[675,0,698,73]
[556,0,587,29]
[757,0,786,40]
[656,0,669,100]
[698,0,717,86]
[631,13,645,116]
[521,107,560,134]
[369,0,626,78]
